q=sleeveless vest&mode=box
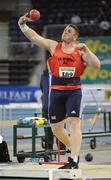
[47,42,86,90]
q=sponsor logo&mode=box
[71,110,76,114]
[51,116,56,120]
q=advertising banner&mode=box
[0,86,42,104]
[79,37,111,61]
[79,37,111,84]
[81,64,111,84]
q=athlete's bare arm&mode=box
[76,43,101,68]
[18,13,58,55]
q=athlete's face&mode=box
[61,26,78,43]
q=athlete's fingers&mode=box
[76,43,86,50]
[24,13,33,21]
[24,13,29,17]
[18,15,34,25]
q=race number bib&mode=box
[59,67,76,78]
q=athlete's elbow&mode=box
[91,57,101,68]
[97,62,101,68]
[95,60,101,68]
[92,61,101,68]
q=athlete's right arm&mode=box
[18,13,58,55]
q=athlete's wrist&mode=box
[18,23,29,33]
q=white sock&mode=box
[71,156,78,163]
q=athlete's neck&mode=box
[62,41,76,48]
[62,41,76,53]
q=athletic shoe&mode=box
[59,157,78,169]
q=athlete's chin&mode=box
[62,39,71,44]
[61,37,68,42]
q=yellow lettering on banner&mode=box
[99,69,109,79]
[85,39,111,54]
[81,67,99,80]
[86,40,100,53]
[81,67,111,81]
[105,91,111,100]
[99,44,109,53]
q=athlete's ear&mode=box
[73,34,78,41]
[73,36,77,41]
[73,37,76,41]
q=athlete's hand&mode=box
[18,13,34,25]
[76,43,88,51]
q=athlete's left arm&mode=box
[76,43,101,68]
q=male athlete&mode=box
[18,13,101,169]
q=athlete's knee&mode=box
[51,122,64,135]
[51,125,58,134]
[67,117,81,130]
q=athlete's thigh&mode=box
[66,89,82,118]
[49,90,66,123]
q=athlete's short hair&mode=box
[68,24,79,37]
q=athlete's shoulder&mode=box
[51,42,62,55]
[55,42,62,50]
